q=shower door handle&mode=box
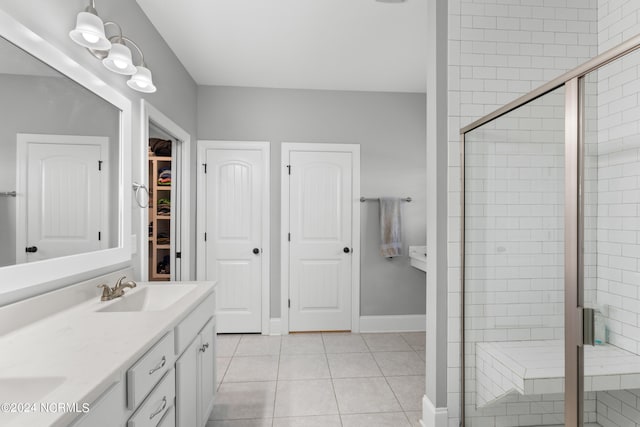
[582,307,595,346]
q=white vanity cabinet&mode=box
[70,382,125,427]
[175,294,216,427]
[64,285,216,427]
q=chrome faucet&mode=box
[97,276,137,301]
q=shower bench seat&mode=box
[476,340,640,408]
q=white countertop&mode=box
[409,245,427,272]
[0,280,215,427]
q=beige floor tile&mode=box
[274,379,338,417]
[272,415,342,427]
[404,411,423,427]
[322,333,369,353]
[362,333,413,352]
[278,354,330,380]
[400,332,425,347]
[235,335,282,355]
[207,419,273,427]
[211,381,276,420]
[216,356,232,385]
[224,355,279,382]
[333,377,402,414]
[327,352,382,378]
[386,375,424,411]
[216,334,242,357]
[373,351,425,376]
[341,412,411,427]
[281,334,325,354]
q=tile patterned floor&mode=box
[207,332,425,427]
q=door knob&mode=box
[343,247,351,254]
[253,248,260,255]
[25,246,38,253]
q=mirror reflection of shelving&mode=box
[148,150,172,281]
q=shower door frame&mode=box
[459,34,640,427]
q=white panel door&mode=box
[203,147,264,333]
[20,136,106,263]
[288,150,353,331]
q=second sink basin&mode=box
[97,285,197,312]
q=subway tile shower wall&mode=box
[592,1,640,426]
[447,0,600,426]
[449,0,640,425]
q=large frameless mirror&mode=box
[0,9,131,303]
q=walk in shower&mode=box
[462,37,640,426]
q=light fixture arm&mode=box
[103,21,124,44]
[87,21,124,60]
[120,36,146,67]
[84,0,97,14]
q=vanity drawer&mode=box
[174,291,215,355]
[128,369,175,427]
[157,405,175,427]
[127,331,175,409]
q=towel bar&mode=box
[0,191,16,197]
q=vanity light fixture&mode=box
[69,1,110,51]
[69,0,157,93]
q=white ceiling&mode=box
[136,0,427,93]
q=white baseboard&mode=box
[359,314,426,333]
[269,315,424,335]
[421,395,448,427]
[269,318,281,335]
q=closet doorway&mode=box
[141,101,191,281]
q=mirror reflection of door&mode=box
[16,134,108,263]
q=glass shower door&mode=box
[463,85,567,426]
[581,48,640,427]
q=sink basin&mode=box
[97,285,197,312]
[0,376,65,403]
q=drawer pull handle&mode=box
[148,356,166,375]
[200,343,209,353]
[149,396,167,420]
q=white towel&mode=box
[379,197,402,258]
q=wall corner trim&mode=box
[422,395,448,427]
[269,318,281,336]
[359,314,426,333]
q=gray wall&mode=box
[0,0,198,290]
[0,73,119,267]
[198,86,427,318]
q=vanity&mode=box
[0,272,216,427]
[0,8,217,427]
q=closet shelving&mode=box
[148,154,171,281]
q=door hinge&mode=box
[176,252,182,259]
[98,160,103,171]
[287,164,291,175]
[204,232,207,241]
[98,231,101,241]
[203,163,207,173]
[288,232,291,242]
[288,299,290,308]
